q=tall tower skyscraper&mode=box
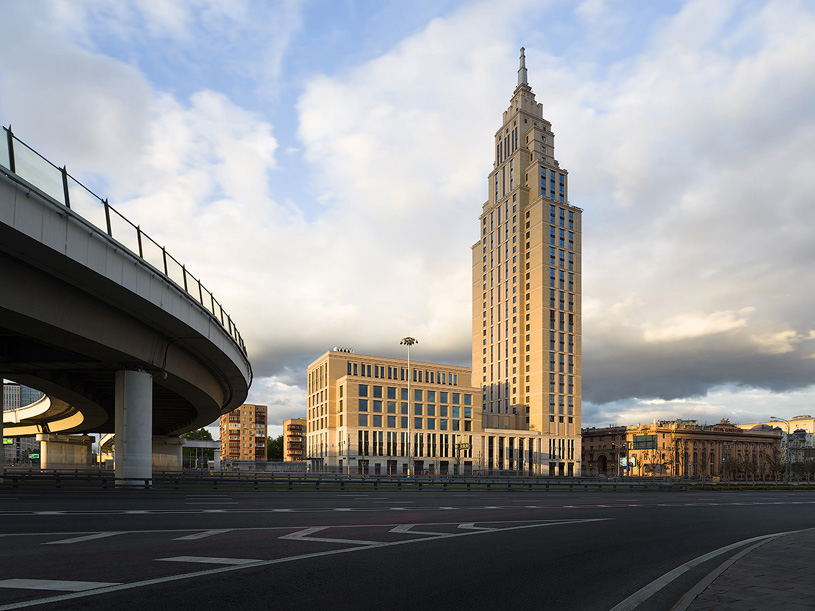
[472,48,582,476]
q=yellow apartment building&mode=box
[283,417,306,462]
[472,48,582,476]
[219,403,267,462]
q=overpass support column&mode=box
[115,369,153,486]
[36,434,93,469]
[152,436,184,471]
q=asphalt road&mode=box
[1,488,813,610]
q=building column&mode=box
[115,369,153,485]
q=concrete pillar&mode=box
[115,369,152,485]
[36,434,93,469]
[213,449,221,471]
[152,436,184,471]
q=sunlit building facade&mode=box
[582,419,781,479]
[219,404,267,462]
[306,349,480,475]
[283,418,306,462]
[473,48,582,476]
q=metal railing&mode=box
[0,125,248,359]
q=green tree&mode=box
[268,434,284,461]
[183,428,213,441]
[182,428,214,467]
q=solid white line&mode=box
[0,518,612,611]
[173,529,232,541]
[157,556,261,566]
[608,530,794,611]
[42,532,124,545]
[671,538,776,611]
[0,579,121,592]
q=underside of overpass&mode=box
[1,128,252,481]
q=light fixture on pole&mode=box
[400,337,417,477]
[771,416,791,484]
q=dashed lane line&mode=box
[0,579,121,592]
[0,518,612,611]
[42,532,124,546]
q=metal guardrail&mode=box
[0,125,249,362]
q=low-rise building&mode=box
[582,419,782,479]
[219,404,267,462]
[283,418,306,462]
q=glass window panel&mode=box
[373,386,382,398]
[373,415,382,427]
[165,255,186,289]
[139,234,166,275]
[0,131,9,169]
[373,400,382,413]
[66,178,106,233]
[108,209,141,256]
[358,384,368,397]
[13,141,64,204]
[358,414,368,426]
[358,399,368,412]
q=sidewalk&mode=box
[680,528,815,610]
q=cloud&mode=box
[2,0,815,433]
[643,308,753,343]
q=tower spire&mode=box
[517,47,528,87]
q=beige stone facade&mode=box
[307,349,481,475]
[219,404,267,462]
[582,419,781,479]
[472,48,581,476]
[283,417,305,462]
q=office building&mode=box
[283,418,306,462]
[219,404,267,462]
[473,48,582,475]
[306,349,480,475]
[3,382,44,411]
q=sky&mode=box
[1,0,814,439]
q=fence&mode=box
[1,125,248,360]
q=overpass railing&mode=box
[0,126,248,360]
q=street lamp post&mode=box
[771,416,791,484]
[400,337,417,477]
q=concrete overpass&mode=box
[0,126,252,482]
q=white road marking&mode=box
[0,579,120,592]
[173,529,232,541]
[279,526,379,546]
[157,556,261,565]
[0,518,612,611]
[609,530,796,611]
[42,532,124,545]
[458,523,496,531]
[390,524,446,536]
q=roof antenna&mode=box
[518,47,528,86]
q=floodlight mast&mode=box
[400,337,417,477]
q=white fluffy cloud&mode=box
[2,0,814,432]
